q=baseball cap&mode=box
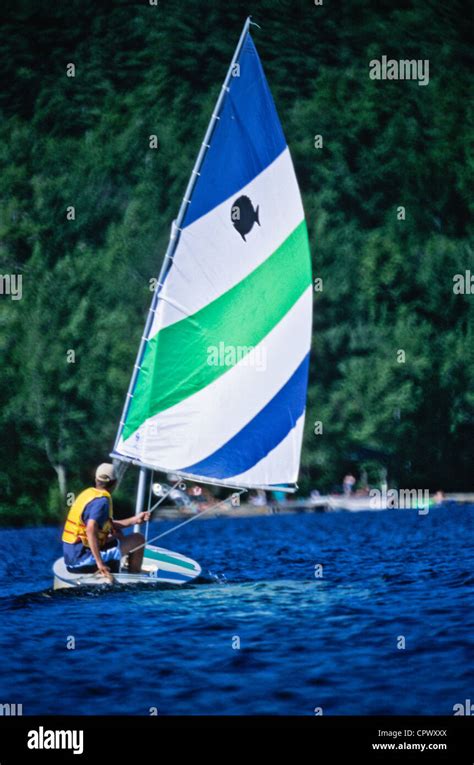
[95,463,117,483]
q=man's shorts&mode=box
[65,541,122,574]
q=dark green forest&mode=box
[0,0,473,524]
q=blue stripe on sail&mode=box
[182,32,287,229]
[179,354,309,479]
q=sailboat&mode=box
[53,17,312,589]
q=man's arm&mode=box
[113,511,151,529]
[85,519,110,575]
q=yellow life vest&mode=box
[62,488,113,548]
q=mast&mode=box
[133,466,148,532]
[115,17,254,516]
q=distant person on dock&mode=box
[187,484,214,512]
[271,490,286,504]
[250,489,267,507]
[343,473,356,496]
[62,463,150,577]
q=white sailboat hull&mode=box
[53,544,201,589]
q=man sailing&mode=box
[62,463,150,577]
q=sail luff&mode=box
[113,16,253,455]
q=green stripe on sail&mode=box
[123,219,311,441]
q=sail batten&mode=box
[114,23,312,490]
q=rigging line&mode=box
[128,489,248,554]
[130,477,183,556]
[148,478,184,514]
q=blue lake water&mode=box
[0,507,472,715]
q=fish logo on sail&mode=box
[231,195,260,241]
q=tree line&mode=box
[0,0,472,524]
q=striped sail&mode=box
[113,29,312,490]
